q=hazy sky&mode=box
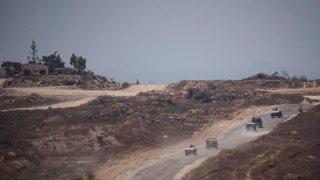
[1,0,320,83]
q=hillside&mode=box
[184,104,320,180]
[0,79,312,179]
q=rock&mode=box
[163,135,168,138]
[147,119,161,125]
[7,151,16,158]
[10,159,30,171]
[283,173,300,180]
[106,135,122,147]
[291,130,298,134]
[96,136,111,147]
[189,109,202,113]
[308,155,315,159]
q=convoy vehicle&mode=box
[298,105,303,112]
[185,144,197,156]
[246,123,257,132]
[206,138,218,149]
[271,107,283,118]
[251,116,263,128]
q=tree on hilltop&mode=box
[1,61,21,75]
[42,51,65,73]
[70,53,86,73]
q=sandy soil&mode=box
[0,78,7,86]
[6,84,167,97]
[0,97,95,111]
[258,87,320,94]
[1,84,167,111]
[304,95,320,101]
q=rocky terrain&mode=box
[2,74,122,90]
[184,104,320,180]
[0,93,60,110]
[0,78,319,179]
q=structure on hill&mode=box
[20,64,48,76]
[0,67,7,76]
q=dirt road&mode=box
[5,84,167,97]
[96,105,271,180]
[258,87,320,95]
[1,84,167,111]
[0,78,7,86]
[96,103,314,180]
[304,95,320,101]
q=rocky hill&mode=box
[0,79,307,179]
[184,105,320,180]
[2,74,122,90]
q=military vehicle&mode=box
[185,144,197,156]
[246,122,257,132]
[206,138,218,149]
[271,107,282,118]
[251,116,263,128]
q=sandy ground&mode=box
[304,95,320,101]
[95,105,272,180]
[1,84,167,111]
[5,84,168,97]
[0,78,7,86]
[258,87,320,94]
[0,97,95,112]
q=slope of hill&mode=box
[0,79,307,179]
[184,104,320,180]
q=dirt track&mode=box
[1,84,167,111]
[5,84,167,97]
[0,78,7,86]
[258,87,320,95]
[96,103,314,180]
[96,106,269,180]
[184,103,320,180]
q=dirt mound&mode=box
[261,87,320,96]
[0,93,59,110]
[2,74,122,90]
[184,105,320,180]
[171,80,303,105]
[242,72,287,81]
[171,79,306,92]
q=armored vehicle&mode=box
[271,107,283,118]
[251,116,263,128]
[185,144,197,156]
[246,123,257,132]
[206,138,218,149]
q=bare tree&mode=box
[28,41,40,64]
